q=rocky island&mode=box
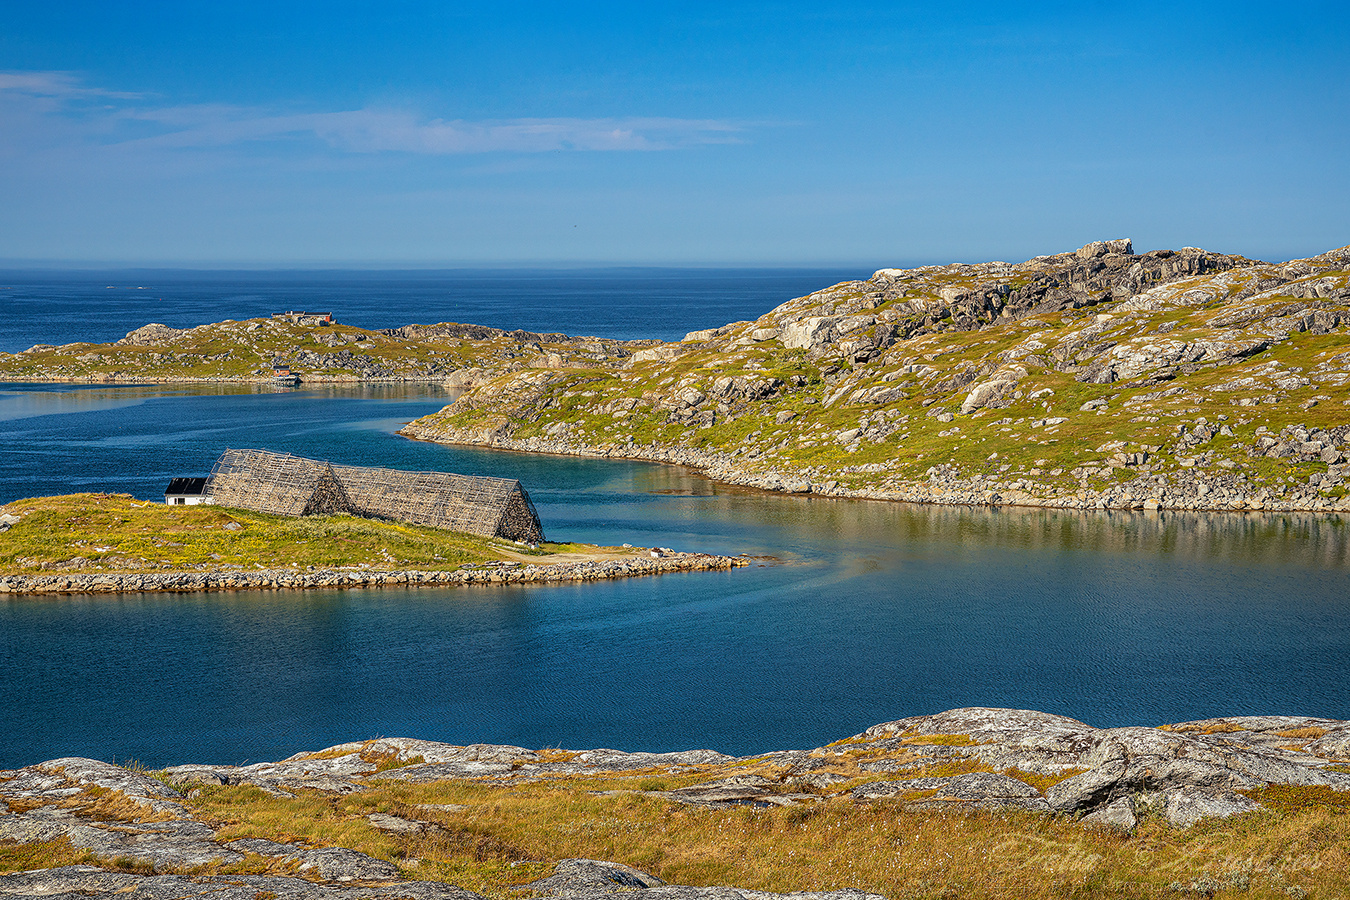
[4,708,1349,898]
[0,494,744,595]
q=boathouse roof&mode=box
[204,448,544,543]
[164,477,208,497]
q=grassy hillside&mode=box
[182,777,1350,899]
[402,242,1350,511]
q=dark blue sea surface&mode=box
[2,383,1349,769]
[0,268,860,353]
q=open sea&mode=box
[2,270,1349,769]
[0,268,862,353]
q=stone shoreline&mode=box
[0,553,747,595]
[400,424,1350,514]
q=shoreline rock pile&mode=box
[0,553,747,595]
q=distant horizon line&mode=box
[1,243,1339,273]
[2,240,1340,274]
[0,261,890,275]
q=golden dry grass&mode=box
[69,786,176,825]
[0,837,97,872]
[8,773,1350,897]
[158,775,1350,900]
[1273,727,1328,740]
[1161,722,1247,735]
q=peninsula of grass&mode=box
[0,493,590,576]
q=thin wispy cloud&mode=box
[0,71,746,155]
[0,70,145,100]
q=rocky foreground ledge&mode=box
[3,708,1349,898]
[0,553,746,595]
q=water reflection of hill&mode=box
[627,462,1348,569]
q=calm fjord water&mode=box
[2,271,1349,769]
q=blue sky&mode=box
[1,1,1347,266]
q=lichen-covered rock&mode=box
[0,866,484,899]
[524,858,666,896]
[519,860,886,900]
[1080,796,1138,832]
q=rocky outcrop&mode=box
[0,553,747,595]
[3,708,1349,896]
[851,708,1350,828]
[0,860,886,900]
[518,859,884,900]
[116,323,192,346]
[0,868,482,899]
[402,240,1350,514]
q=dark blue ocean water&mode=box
[1,272,1349,769]
[0,268,860,353]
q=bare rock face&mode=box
[524,858,667,896]
[852,773,1049,811]
[850,707,1350,825]
[116,323,190,346]
[1080,796,1138,832]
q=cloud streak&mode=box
[0,70,144,100]
[0,71,746,155]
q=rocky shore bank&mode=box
[0,552,746,595]
[3,708,1349,897]
[400,425,1350,514]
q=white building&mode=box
[164,477,212,505]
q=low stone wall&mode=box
[0,553,747,595]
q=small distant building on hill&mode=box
[270,358,300,384]
[164,477,211,506]
[203,448,545,543]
